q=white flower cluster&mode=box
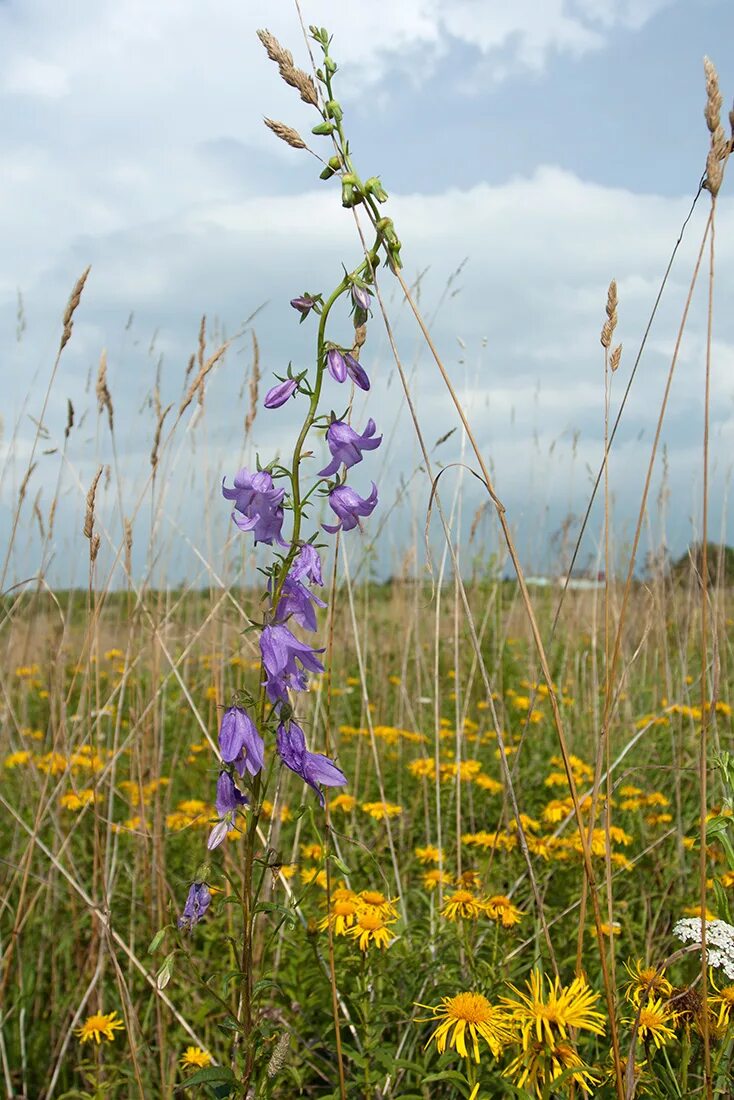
[673,917,734,980]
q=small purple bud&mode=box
[344,353,370,391]
[290,295,315,316]
[326,348,347,383]
[264,378,298,409]
[207,819,230,851]
[352,285,371,312]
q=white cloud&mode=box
[4,54,69,98]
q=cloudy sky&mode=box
[1,0,733,587]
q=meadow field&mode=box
[2,20,734,1100]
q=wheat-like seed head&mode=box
[257,29,293,70]
[60,266,91,353]
[245,331,260,439]
[703,57,728,196]
[266,1033,290,1078]
[600,280,618,348]
[264,118,307,150]
[257,28,318,107]
[610,344,622,373]
[96,350,114,431]
[83,466,103,541]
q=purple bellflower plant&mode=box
[173,23,403,1090]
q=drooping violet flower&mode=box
[177,882,212,930]
[290,543,323,587]
[323,482,378,533]
[290,295,315,317]
[326,347,347,383]
[272,573,326,632]
[215,771,249,816]
[344,352,370,391]
[264,378,298,409]
[276,718,347,806]
[222,468,287,547]
[318,418,382,478]
[218,707,264,777]
[352,284,371,311]
[260,623,325,703]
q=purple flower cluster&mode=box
[260,623,325,704]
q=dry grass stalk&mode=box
[18,461,37,504]
[60,266,91,353]
[33,494,44,540]
[124,519,134,580]
[151,403,173,471]
[83,465,103,540]
[64,399,75,441]
[703,57,728,196]
[96,349,114,431]
[264,118,307,150]
[179,342,230,416]
[245,331,260,439]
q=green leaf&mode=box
[174,1066,237,1092]
[148,927,167,954]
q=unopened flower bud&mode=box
[312,120,334,136]
[365,177,388,203]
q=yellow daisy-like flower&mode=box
[60,789,96,811]
[318,897,360,936]
[711,983,734,1033]
[361,800,403,819]
[623,959,672,1006]
[180,1046,212,1068]
[348,909,396,951]
[485,895,523,927]
[415,845,443,864]
[456,870,482,890]
[417,991,512,1063]
[423,869,452,890]
[504,1039,598,1098]
[300,843,323,861]
[632,997,677,1049]
[502,970,606,1049]
[357,890,399,920]
[301,867,327,889]
[4,751,32,768]
[75,1011,125,1045]
[475,773,502,794]
[441,889,485,922]
[329,793,356,813]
